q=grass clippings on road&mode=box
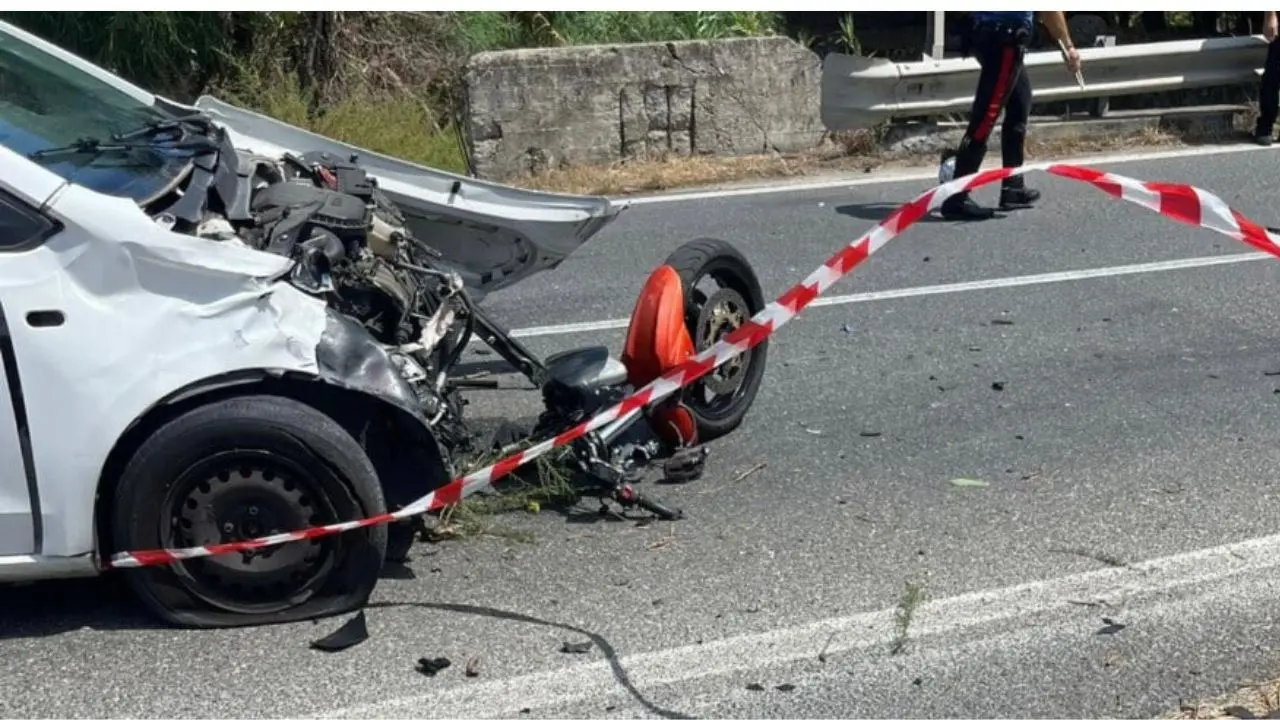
[890,581,927,656]
[426,448,581,543]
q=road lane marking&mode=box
[320,530,1280,719]
[508,251,1272,339]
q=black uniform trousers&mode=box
[952,23,1034,192]
[1257,37,1280,138]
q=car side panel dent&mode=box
[8,183,329,559]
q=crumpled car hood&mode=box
[188,96,626,300]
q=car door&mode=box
[0,186,56,556]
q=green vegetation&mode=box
[2,11,786,175]
[2,11,1246,181]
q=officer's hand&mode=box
[1266,15,1278,42]
[1064,46,1081,75]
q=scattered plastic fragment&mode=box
[416,657,452,677]
[561,640,593,654]
[949,478,989,488]
[776,683,797,692]
[309,610,369,653]
[465,656,481,678]
[745,683,765,691]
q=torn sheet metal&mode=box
[0,172,329,559]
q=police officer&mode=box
[941,11,1082,221]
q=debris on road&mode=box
[309,610,369,653]
[699,461,766,496]
[1096,617,1126,635]
[842,323,857,334]
[950,478,989,488]
[992,381,1006,391]
[818,632,837,663]
[746,683,766,691]
[415,657,452,677]
[991,318,1015,326]
[890,582,926,655]
[661,446,710,484]
[1051,546,1128,568]
[465,656,481,678]
[560,640,593,654]
[776,683,797,692]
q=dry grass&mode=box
[513,122,1220,197]
[1166,678,1280,719]
[519,152,828,196]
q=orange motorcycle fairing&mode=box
[620,264,699,446]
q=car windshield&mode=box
[0,27,193,203]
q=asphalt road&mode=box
[7,145,1280,718]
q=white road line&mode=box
[619,143,1274,206]
[507,251,1273,339]
[320,530,1280,719]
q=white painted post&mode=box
[923,12,947,60]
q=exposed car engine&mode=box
[175,149,478,454]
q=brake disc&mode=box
[694,286,750,396]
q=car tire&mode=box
[663,238,769,442]
[110,394,388,629]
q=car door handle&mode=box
[25,310,64,328]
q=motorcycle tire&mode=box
[662,238,769,442]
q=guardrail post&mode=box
[923,11,946,60]
[1088,35,1117,118]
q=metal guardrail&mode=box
[820,35,1269,131]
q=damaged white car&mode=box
[0,21,770,628]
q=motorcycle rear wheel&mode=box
[662,238,769,442]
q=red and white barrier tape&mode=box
[106,162,1280,569]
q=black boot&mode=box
[939,192,995,221]
[1256,118,1275,146]
[999,183,1041,211]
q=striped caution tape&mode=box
[107,162,1280,569]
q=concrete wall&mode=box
[464,36,1258,182]
[464,37,826,181]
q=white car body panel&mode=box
[0,145,330,568]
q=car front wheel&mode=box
[110,394,388,629]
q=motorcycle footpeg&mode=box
[614,483,682,521]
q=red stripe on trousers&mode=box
[973,45,1015,144]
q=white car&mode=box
[0,20,625,628]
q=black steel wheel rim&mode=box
[159,449,343,615]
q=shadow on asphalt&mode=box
[368,599,694,719]
[835,202,1003,224]
[0,575,157,638]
